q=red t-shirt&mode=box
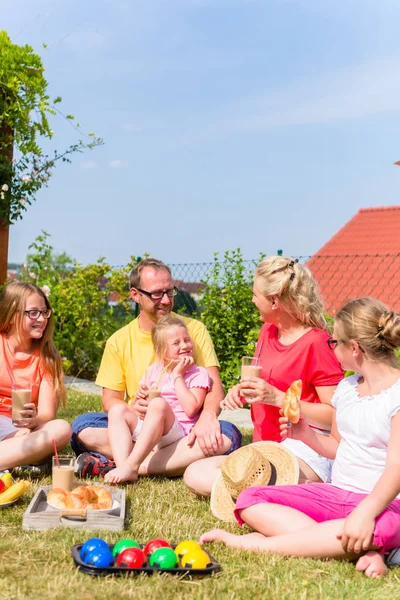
[251,324,343,442]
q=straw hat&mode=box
[210,442,299,522]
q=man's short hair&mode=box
[129,258,172,289]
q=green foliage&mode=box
[0,30,102,224]
[21,232,136,378]
[198,249,264,390]
[174,289,198,316]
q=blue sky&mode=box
[3,0,400,266]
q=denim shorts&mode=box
[71,412,242,463]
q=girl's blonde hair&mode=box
[254,256,326,329]
[0,282,66,405]
[335,297,400,367]
[152,316,189,361]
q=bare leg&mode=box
[77,421,231,478]
[139,434,232,477]
[0,420,71,470]
[106,403,138,468]
[201,518,368,560]
[241,502,317,536]
[105,399,175,483]
[355,551,387,578]
[297,457,322,484]
[183,455,322,498]
[184,456,226,496]
[76,427,114,460]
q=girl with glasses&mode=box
[201,297,400,578]
[0,282,71,471]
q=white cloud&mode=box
[109,160,129,168]
[80,160,97,170]
[223,56,400,132]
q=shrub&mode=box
[20,232,136,378]
[198,249,264,390]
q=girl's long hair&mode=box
[0,282,66,405]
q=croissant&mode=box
[283,380,302,424]
[47,485,113,510]
[47,488,70,509]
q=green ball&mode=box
[149,547,178,569]
[112,539,141,558]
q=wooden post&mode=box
[0,90,13,285]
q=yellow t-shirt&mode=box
[95,313,219,402]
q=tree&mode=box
[0,30,102,283]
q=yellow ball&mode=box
[180,548,211,570]
[175,540,202,559]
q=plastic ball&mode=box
[174,540,203,559]
[117,547,146,568]
[112,538,141,558]
[148,547,178,569]
[143,538,171,557]
[180,548,211,570]
[84,546,114,568]
[80,538,109,561]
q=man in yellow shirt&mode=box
[71,258,241,478]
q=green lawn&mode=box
[1,390,399,599]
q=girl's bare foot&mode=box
[355,551,388,578]
[104,464,138,484]
[200,529,267,551]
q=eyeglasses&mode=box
[135,286,179,301]
[327,338,365,353]
[24,309,52,320]
[327,338,344,350]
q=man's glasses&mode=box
[24,309,52,320]
[136,286,179,301]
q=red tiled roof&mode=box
[307,206,400,314]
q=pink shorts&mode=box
[234,483,400,551]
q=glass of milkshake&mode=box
[241,356,261,399]
[52,456,76,491]
[12,384,32,426]
[147,388,160,400]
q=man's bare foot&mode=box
[104,464,138,484]
[200,529,267,551]
[355,551,388,578]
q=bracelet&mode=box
[174,375,183,383]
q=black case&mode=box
[72,543,221,577]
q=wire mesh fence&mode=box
[8,253,400,314]
[167,254,400,315]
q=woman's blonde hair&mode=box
[152,316,189,361]
[254,256,326,329]
[0,282,66,405]
[335,297,400,367]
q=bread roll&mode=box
[283,380,302,424]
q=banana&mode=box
[0,480,30,504]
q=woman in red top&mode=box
[0,282,71,470]
[184,256,343,495]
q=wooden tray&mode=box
[22,485,126,531]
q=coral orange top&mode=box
[0,334,48,419]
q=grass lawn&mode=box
[1,390,399,600]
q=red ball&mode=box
[117,547,146,568]
[143,538,171,557]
